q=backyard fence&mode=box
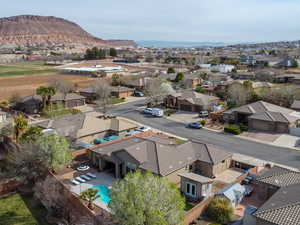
[184,196,213,225]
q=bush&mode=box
[164,109,175,116]
[206,197,233,224]
[224,125,241,135]
[0,101,9,107]
[239,124,248,131]
[200,120,206,126]
[195,86,205,93]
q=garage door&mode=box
[250,120,271,131]
[180,104,192,111]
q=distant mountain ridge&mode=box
[0,15,136,49]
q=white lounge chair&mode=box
[71,179,80,185]
[87,173,97,179]
[75,177,86,183]
[80,175,91,181]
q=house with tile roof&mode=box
[33,113,138,143]
[247,166,300,225]
[88,134,232,184]
[223,101,300,132]
[164,90,220,112]
[15,93,86,114]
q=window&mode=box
[186,182,196,197]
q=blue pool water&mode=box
[92,185,111,204]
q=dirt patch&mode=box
[0,73,98,101]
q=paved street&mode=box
[109,100,300,169]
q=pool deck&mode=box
[69,172,116,211]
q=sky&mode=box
[1,0,300,43]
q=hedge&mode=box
[224,125,241,135]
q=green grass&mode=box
[0,61,62,77]
[42,108,81,118]
[108,98,126,104]
[184,202,194,211]
[0,193,50,225]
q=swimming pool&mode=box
[92,185,111,204]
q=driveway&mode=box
[167,111,200,124]
[273,134,300,149]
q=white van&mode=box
[151,108,164,117]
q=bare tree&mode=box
[227,82,252,105]
[145,78,174,105]
[49,78,75,97]
[93,80,113,113]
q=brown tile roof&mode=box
[91,137,232,176]
[169,91,219,106]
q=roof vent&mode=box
[187,157,192,160]
[136,147,140,150]
[179,161,183,164]
[169,165,173,169]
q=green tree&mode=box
[36,86,49,110]
[175,72,184,82]
[167,67,176,74]
[37,134,73,172]
[80,188,99,210]
[195,86,205,93]
[206,197,234,224]
[46,86,56,109]
[13,115,28,141]
[20,126,43,143]
[111,73,122,86]
[109,170,185,225]
[109,48,117,57]
[291,60,299,68]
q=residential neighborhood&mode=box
[2,2,300,225]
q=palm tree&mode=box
[80,188,99,210]
[46,86,56,110]
[36,86,49,110]
[13,115,28,141]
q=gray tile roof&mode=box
[256,166,300,188]
[178,172,213,184]
[21,93,85,103]
[254,183,300,225]
[169,91,219,106]
[91,137,232,176]
[249,111,299,123]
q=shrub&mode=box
[164,109,175,116]
[200,120,206,126]
[0,101,9,107]
[224,125,241,135]
[206,197,233,224]
[239,124,248,131]
[195,86,205,93]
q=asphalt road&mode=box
[109,100,300,169]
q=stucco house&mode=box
[33,113,137,143]
[16,93,86,114]
[223,101,300,133]
[88,134,232,183]
[165,91,220,112]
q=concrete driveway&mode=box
[167,111,200,124]
[273,134,300,149]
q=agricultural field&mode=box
[0,61,97,101]
[0,61,62,77]
[0,193,50,225]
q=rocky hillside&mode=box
[0,15,136,48]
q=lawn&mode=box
[0,61,63,77]
[0,193,50,225]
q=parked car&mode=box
[199,111,209,117]
[244,185,254,196]
[142,108,153,114]
[151,108,164,117]
[136,126,151,132]
[187,122,203,129]
[133,91,144,97]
